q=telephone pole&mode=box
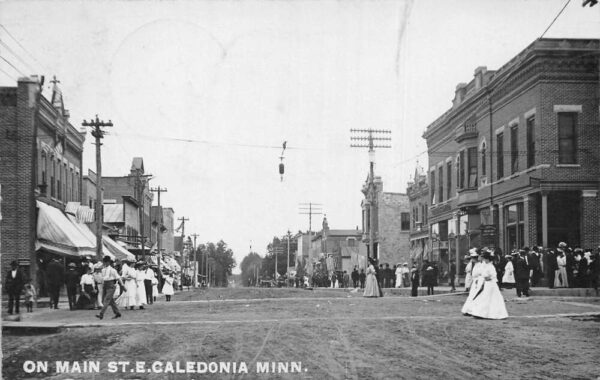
[150,186,167,279]
[191,233,199,287]
[177,216,189,239]
[350,128,391,260]
[299,203,322,236]
[286,230,292,285]
[82,115,113,259]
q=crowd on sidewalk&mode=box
[4,255,181,318]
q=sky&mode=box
[1,0,598,273]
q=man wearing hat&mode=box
[5,260,25,314]
[514,249,530,297]
[65,262,80,310]
[46,258,64,309]
[96,256,125,319]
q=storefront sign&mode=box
[479,224,497,247]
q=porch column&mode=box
[454,213,460,274]
[541,192,548,248]
[523,195,530,247]
[497,203,504,252]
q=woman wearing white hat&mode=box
[466,249,508,319]
[464,248,479,292]
[461,249,484,315]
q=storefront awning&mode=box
[103,236,135,262]
[36,201,97,257]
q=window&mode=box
[423,204,428,224]
[558,113,577,164]
[438,166,444,203]
[401,212,410,231]
[51,159,56,197]
[497,133,504,179]
[446,161,452,200]
[481,143,487,177]
[41,154,47,194]
[459,150,465,189]
[526,116,535,168]
[510,125,518,174]
[430,171,436,204]
[347,238,356,247]
[505,203,524,251]
[467,147,478,188]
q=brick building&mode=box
[102,157,155,253]
[422,38,600,277]
[0,76,86,279]
[407,166,430,268]
[360,176,410,265]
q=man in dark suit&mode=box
[65,263,80,310]
[514,249,530,297]
[545,248,558,288]
[351,267,359,288]
[46,258,65,309]
[359,269,366,289]
[529,246,543,287]
[565,247,575,288]
[5,261,25,314]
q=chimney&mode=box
[474,66,487,90]
[452,83,468,108]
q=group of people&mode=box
[4,255,179,318]
[464,242,600,297]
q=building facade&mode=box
[1,76,86,279]
[102,157,154,253]
[361,176,411,265]
[422,38,600,278]
[407,166,430,269]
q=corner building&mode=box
[422,38,599,274]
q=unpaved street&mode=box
[3,289,600,379]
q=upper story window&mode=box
[558,113,577,164]
[400,212,410,231]
[458,151,465,189]
[467,147,478,188]
[480,142,487,177]
[446,161,452,200]
[438,165,444,203]
[526,116,535,168]
[510,125,519,174]
[347,238,356,247]
[497,132,504,180]
[430,170,436,204]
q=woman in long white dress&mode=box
[468,251,508,320]
[135,264,147,309]
[117,261,138,309]
[363,264,380,297]
[555,251,569,288]
[461,254,484,315]
[162,272,175,301]
[464,249,479,291]
[502,256,516,289]
[395,264,403,288]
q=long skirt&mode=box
[461,277,483,315]
[468,280,508,319]
[554,267,568,287]
[135,280,147,306]
[395,274,402,288]
[363,273,380,297]
[117,279,138,308]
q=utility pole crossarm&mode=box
[349,128,392,261]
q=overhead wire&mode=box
[0,24,48,72]
[0,39,37,74]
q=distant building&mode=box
[422,38,600,279]
[407,166,430,268]
[0,76,86,279]
[308,216,365,274]
[360,176,410,265]
[102,157,154,254]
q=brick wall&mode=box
[581,194,600,250]
[0,79,37,280]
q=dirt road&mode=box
[3,289,600,379]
